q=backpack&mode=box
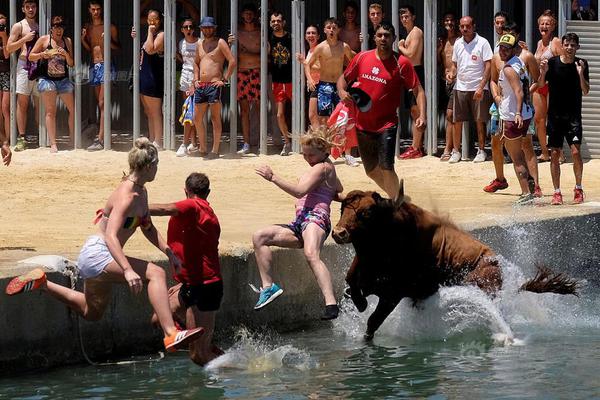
[20,23,40,80]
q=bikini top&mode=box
[93,209,152,231]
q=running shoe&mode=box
[514,193,535,206]
[344,154,359,167]
[398,146,417,159]
[163,327,205,353]
[533,185,543,198]
[573,188,585,204]
[87,139,103,151]
[473,149,487,163]
[5,268,47,295]
[254,283,283,310]
[321,304,340,320]
[187,143,198,153]
[483,178,509,193]
[237,143,250,155]
[176,144,188,157]
[448,150,461,164]
[551,192,563,205]
[403,147,424,159]
[14,136,27,152]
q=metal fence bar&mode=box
[259,0,268,154]
[229,0,239,153]
[73,0,82,149]
[133,0,140,142]
[9,0,17,146]
[360,0,368,51]
[103,0,111,149]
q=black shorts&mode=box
[178,280,223,312]
[356,127,397,173]
[404,65,425,109]
[547,115,583,148]
[194,84,222,104]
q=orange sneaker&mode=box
[551,192,563,205]
[164,327,204,353]
[573,188,584,204]
[5,268,47,295]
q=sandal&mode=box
[537,155,550,163]
[440,152,451,161]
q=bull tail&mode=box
[519,264,579,296]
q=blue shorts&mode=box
[316,81,339,117]
[38,77,74,94]
[90,62,116,86]
[194,84,222,104]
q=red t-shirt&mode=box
[343,50,418,133]
[167,198,221,285]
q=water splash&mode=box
[205,327,317,372]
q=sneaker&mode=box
[5,268,47,295]
[551,192,563,205]
[403,147,424,159]
[484,178,508,193]
[176,144,188,157]
[448,150,461,164]
[280,142,291,156]
[514,193,535,206]
[205,152,219,160]
[398,147,416,159]
[14,136,27,152]
[321,304,339,320]
[187,143,198,153]
[254,283,284,310]
[344,154,359,167]
[573,188,585,204]
[237,143,250,155]
[163,327,204,353]
[473,149,487,163]
[534,185,543,198]
[87,139,103,151]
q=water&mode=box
[1,258,600,399]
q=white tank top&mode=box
[498,56,533,121]
[179,39,197,74]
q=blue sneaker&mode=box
[254,283,283,310]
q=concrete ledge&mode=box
[1,213,599,373]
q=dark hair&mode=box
[241,3,257,13]
[343,1,358,12]
[375,21,395,37]
[186,173,210,198]
[270,10,285,21]
[22,0,37,5]
[503,21,520,36]
[180,16,194,26]
[562,32,580,45]
[323,17,340,27]
[494,11,509,20]
[88,0,101,6]
[399,5,415,16]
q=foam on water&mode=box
[205,327,317,373]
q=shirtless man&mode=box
[236,3,261,155]
[192,16,236,159]
[339,1,361,53]
[397,5,426,160]
[82,0,120,151]
[306,18,355,127]
[438,12,460,161]
[6,0,39,152]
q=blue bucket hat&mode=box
[199,16,217,28]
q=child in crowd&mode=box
[252,126,344,320]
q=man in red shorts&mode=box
[337,22,426,200]
[149,172,223,366]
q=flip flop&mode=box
[537,155,550,163]
[440,152,451,161]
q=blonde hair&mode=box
[300,126,345,154]
[538,10,557,28]
[128,137,158,173]
[369,3,383,12]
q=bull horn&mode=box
[394,179,405,206]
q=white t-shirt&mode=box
[452,33,493,91]
[179,38,197,75]
[498,55,533,121]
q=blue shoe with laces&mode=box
[254,283,283,310]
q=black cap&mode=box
[348,86,372,112]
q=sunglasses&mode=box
[182,25,194,29]
[52,23,65,28]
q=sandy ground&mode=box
[1,147,599,277]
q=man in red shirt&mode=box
[149,172,223,366]
[337,22,426,200]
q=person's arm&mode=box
[255,163,327,198]
[398,30,423,59]
[538,58,549,89]
[490,55,501,103]
[141,222,181,273]
[6,23,34,54]
[193,41,200,84]
[62,37,74,67]
[505,65,524,127]
[27,36,49,61]
[110,24,121,51]
[219,38,236,81]
[474,59,491,100]
[337,54,360,102]
[412,83,427,128]
[144,27,163,54]
[305,46,321,92]
[551,37,564,56]
[525,52,540,93]
[337,73,350,102]
[148,202,180,216]
[343,42,356,66]
[332,176,344,202]
[80,23,91,52]
[578,59,590,95]
[0,30,11,59]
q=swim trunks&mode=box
[194,83,222,104]
[90,62,116,86]
[316,81,339,117]
[237,68,260,101]
[177,280,223,312]
[281,207,331,243]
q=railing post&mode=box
[229,0,239,153]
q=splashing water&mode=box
[205,326,317,372]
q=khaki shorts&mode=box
[16,60,39,96]
[452,89,492,123]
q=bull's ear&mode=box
[371,192,384,204]
[394,179,405,207]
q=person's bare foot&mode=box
[50,144,58,154]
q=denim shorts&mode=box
[38,77,74,94]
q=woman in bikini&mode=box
[252,126,344,320]
[6,138,203,352]
[533,10,563,162]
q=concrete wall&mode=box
[1,213,599,373]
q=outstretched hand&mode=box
[255,165,274,182]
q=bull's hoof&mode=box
[363,332,374,341]
[352,295,368,312]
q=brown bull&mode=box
[332,181,578,340]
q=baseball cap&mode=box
[348,86,372,112]
[199,16,217,28]
[497,33,517,48]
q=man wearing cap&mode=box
[495,33,535,205]
[192,16,236,159]
[337,22,425,201]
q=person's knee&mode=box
[303,247,321,265]
[146,263,167,282]
[252,230,268,248]
[446,110,453,123]
[571,146,581,158]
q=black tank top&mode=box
[0,40,9,73]
[41,37,69,80]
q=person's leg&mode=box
[95,85,105,143]
[410,104,424,150]
[476,120,487,151]
[194,103,209,153]
[0,91,7,140]
[141,95,153,140]
[550,146,561,190]
[209,102,222,154]
[533,92,550,160]
[522,136,540,187]
[42,91,58,152]
[188,307,217,366]
[301,223,336,306]
[16,94,30,137]
[442,108,454,156]
[59,92,76,146]
[571,143,583,187]
[147,97,163,147]
[503,138,530,195]
[308,97,319,128]
[240,99,251,145]
[252,225,302,289]
[452,121,463,153]
[380,168,401,200]
[490,134,505,181]
[276,100,290,143]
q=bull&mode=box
[332,181,579,340]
